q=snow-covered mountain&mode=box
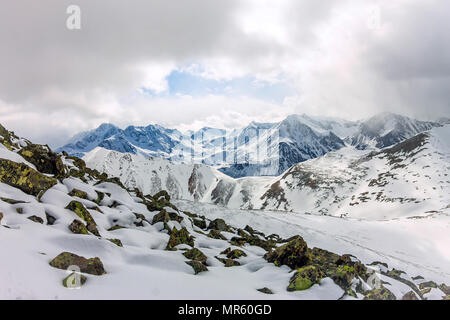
[59,113,440,178]
[84,124,450,220]
[348,112,438,150]
[2,123,449,300]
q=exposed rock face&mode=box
[0,159,57,196]
[264,236,310,269]
[49,252,106,275]
[18,144,65,176]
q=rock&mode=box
[402,291,419,300]
[0,159,57,196]
[220,248,247,259]
[18,144,65,176]
[439,283,450,295]
[216,257,241,267]
[16,207,23,214]
[257,287,274,294]
[108,238,123,247]
[62,273,87,288]
[0,211,3,223]
[0,197,27,204]
[68,220,89,235]
[153,190,171,202]
[166,227,195,250]
[193,218,207,229]
[412,275,424,281]
[185,261,208,274]
[264,236,310,269]
[208,218,230,232]
[364,287,396,300]
[65,201,100,237]
[419,281,438,289]
[328,265,356,290]
[420,288,432,295]
[107,225,126,231]
[94,191,105,205]
[68,189,88,199]
[207,229,227,240]
[287,265,324,291]
[183,248,207,263]
[368,261,389,269]
[27,215,44,224]
[152,209,183,224]
[49,252,106,275]
[45,212,56,225]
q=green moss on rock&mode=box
[166,227,194,250]
[264,236,310,269]
[27,215,44,224]
[0,159,57,196]
[287,265,324,291]
[363,287,396,300]
[68,220,89,235]
[68,189,88,199]
[62,273,87,288]
[49,252,106,275]
[107,238,123,247]
[183,248,207,263]
[185,260,208,274]
[65,201,100,237]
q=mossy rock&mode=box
[183,248,207,263]
[402,291,419,300]
[0,212,3,223]
[62,273,87,288]
[328,265,356,290]
[264,236,310,269]
[419,281,438,289]
[65,201,100,237]
[363,287,396,300]
[257,287,274,294]
[18,144,65,176]
[49,252,106,275]
[68,220,89,235]
[193,218,207,229]
[0,197,27,204]
[27,215,44,224]
[107,225,126,231]
[220,248,247,259]
[68,188,88,199]
[216,257,241,267]
[439,283,450,295]
[185,260,208,275]
[94,191,105,205]
[309,247,340,269]
[420,288,431,295]
[153,190,171,202]
[208,218,230,232]
[166,227,194,250]
[287,265,324,291]
[182,211,198,218]
[0,159,57,196]
[152,209,183,224]
[230,236,248,246]
[207,229,227,240]
[107,238,123,247]
[16,207,23,214]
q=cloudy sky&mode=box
[0,0,449,147]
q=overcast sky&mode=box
[0,0,449,147]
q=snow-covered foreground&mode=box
[175,200,450,286]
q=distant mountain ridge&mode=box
[57,113,441,177]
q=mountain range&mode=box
[57,112,440,178]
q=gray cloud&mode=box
[0,0,449,147]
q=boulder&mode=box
[257,287,274,295]
[65,201,100,237]
[27,215,44,224]
[220,248,247,259]
[107,238,123,247]
[18,144,65,176]
[185,261,208,275]
[208,218,229,232]
[62,273,87,288]
[207,229,227,240]
[402,291,419,300]
[264,236,310,269]
[68,189,88,199]
[166,227,194,250]
[152,209,183,224]
[364,287,396,300]
[68,220,89,235]
[0,159,57,196]
[49,252,106,275]
[216,257,241,267]
[287,265,324,291]
[183,248,207,263]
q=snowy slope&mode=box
[85,125,450,221]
